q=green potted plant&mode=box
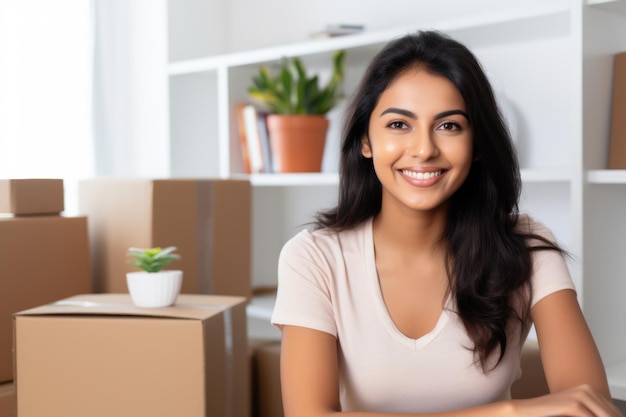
[126,246,182,308]
[248,50,346,173]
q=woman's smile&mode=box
[399,168,446,186]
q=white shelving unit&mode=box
[167,0,626,400]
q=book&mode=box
[235,102,253,174]
[609,51,626,169]
[256,111,273,173]
[241,104,265,174]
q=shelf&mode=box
[245,173,339,187]
[521,168,572,183]
[607,360,626,400]
[587,169,626,184]
[167,2,570,76]
[168,31,386,75]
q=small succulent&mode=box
[248,50,346,115]
[127,246,181,273]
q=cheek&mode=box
[441,137,473,163]
[369,135,403,156]
[381,140,403,154]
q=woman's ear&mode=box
[361,136,373,158]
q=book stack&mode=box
[235,102,274,174]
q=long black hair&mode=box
[315,30,564,369]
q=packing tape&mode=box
[52,298,237,417]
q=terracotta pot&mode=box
[266,114,329,173]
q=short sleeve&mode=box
[271,230,338,337]
[527,219,577,307]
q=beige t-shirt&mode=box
[271,216,575,413]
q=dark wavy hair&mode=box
[315,30,564,370]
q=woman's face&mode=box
[362,67,473,214]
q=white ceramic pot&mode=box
[126,270,183,308]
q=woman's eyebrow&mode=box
[379,107,468,120]
[379,107,416,119]
[436,109,469,120]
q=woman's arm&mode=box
[280,325,341,417]
[508,288,621,416]
[532,289,609,396]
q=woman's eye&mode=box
[438,121,460,131]
[388,121,408,129]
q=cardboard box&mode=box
[14,293,249,417]
[250,339,283,417]
[0,215,91,383]
[0,179,64,215]
[0,382,15,417]
[609,52,626,168]
[78,178,252,297]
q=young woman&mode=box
[271,30,622,416]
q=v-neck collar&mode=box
[363,218,452,350]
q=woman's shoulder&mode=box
[281,219,372,260]
[517,214,576,304]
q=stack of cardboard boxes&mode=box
[4,177,255,416]
[0,179,92,416]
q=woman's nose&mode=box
[408,128,438,159]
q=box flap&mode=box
[15,294,246,321]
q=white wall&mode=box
[167,0,229,62]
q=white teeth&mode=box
[401,169,442,179]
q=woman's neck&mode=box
[373,204,448,254]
